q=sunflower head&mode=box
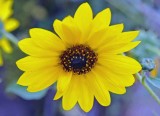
[17,2,142,112]
[60,44,98,75]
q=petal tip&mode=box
[16,79,21,85]
[27,87,36,93]
[80,2,90,7]
[53,93,62,100]
[17,39,23,47]
[74,2,92,18]
[104,8,111,14]
[16,60,20,67]
[29,28,40,36]
[16,78,26,86]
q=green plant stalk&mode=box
[135,73,160,104]
[2,29,18,46]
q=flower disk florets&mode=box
[60,45,98,75]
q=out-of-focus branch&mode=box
[1,29,18,46]
[135,73,160,104]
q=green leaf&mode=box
[6,82,48,100]
[147,77,160,89]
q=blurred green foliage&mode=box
[132,30,160,58]
[6,82,48,100]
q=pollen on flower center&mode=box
[60,45,98,75]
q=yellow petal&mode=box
[78,77,94,112]
[86,72,111,106]
[102,23,124,40]
[88,24,124,50]
[112,31,140,43]
[74,3,93,32]
[62,76,79,110]
[98,55,142,74]
[57,70,72,92]
[25,67,59,92]
[85,28,106,49]
[98,41,141,54]
[0,38,12,53]
[53,16,81,46]
[18,38,60,57]
[93,8,111,30]
[4,18,19,32]
[17,66,60,88]
[61,22,78,45]
[0,0,13,21]
[92,65,126,94]
[108,41,141,54]
[53,19,63,39]
[73,3,93,44]
[16,56,60,71]
[29,28,65,51]
[109,73,135,87]
[0,51,3,66]
[17,72,33,86]
[97,31,140,53]
[54,90,64,100]
[101,68,135,87]
[53,16,73,39]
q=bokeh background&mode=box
[0,0,160,116]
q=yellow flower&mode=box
[0,0,19,65]
[16,3,142,112]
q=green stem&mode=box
[135,73,160,104]
[2,29,18,46]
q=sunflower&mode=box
[0,0,19,65]
[17,3,142,112]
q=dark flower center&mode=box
[60,45,98,75]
